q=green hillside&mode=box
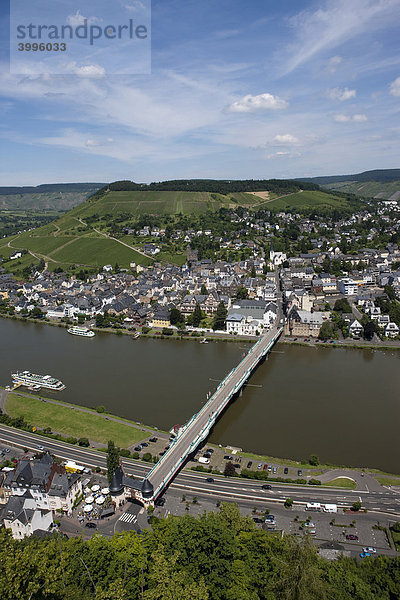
[0,185,359,275]
[264,189,360,212]
[0,183,105,211]
[323,179,400,200]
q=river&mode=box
[1,318,399,473]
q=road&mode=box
[1,424,399,515]
[146,325,283,498]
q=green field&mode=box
[6,393,146,448]
[323,179,400,200]
[322,477,357,489]
[265,190,357,211]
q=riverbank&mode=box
[2,312,400,350]
[3,388,400,484]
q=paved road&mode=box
[146,325,283,498]
[0,388,8,413]
[1,424,399,516]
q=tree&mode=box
[106,440,120,485]
[250,266,256,278]
[309,454,319,466]
[192,303,202,327]
[384,284,395,301]
[333,298,352,313]
[200,284,207,295]
[212,301,227,331]
[78,437,90,447]
[318,321,333,341]
[30,306,43,319]
[224,461,236,477]
[236,286,248,300]
[363,319,377,340]
[169,307,184,326]
[352,501,362,511]
[284,497,293,508]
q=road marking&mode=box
[119,513,137,524]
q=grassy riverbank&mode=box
[5,393,145,448]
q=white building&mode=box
[338,277,358,296]
[2,492,53,540]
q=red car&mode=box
[263,464,268,470]
[346,534,358,541]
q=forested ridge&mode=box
[0,503,399,600]
[107,179,320,194]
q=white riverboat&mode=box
[67,326,95,338]
[11,371,66,391]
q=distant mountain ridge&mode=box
[0,183,105,195]
[298,169,400,185]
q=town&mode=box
[1,197,400,344]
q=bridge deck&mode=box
[145,326,283,499]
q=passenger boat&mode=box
[11,371,66,391]
[67,326,95,337]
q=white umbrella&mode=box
[95,495,105,505]
[85,495,94,504]
[101,487,109,495]
[91,485,100,492]
[84,504,93,513]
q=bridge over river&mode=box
[136,325,283,504]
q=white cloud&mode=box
[389,76,400,96]
[65,63,105,78]
[228,93,288,113]
[267,151,301,159]
[273,134,300,144]
[334,113,367,122]
[125,1,146,11]
[327,87,356,101]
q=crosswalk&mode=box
[118,512,137,524]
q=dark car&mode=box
[159,451,165,456]
[155,497,165,507]
[261,484,272,490]
[206,477,214,483]
[346,534,359,540]
[203,452,212,459]
[85,522,97,528]
[141,442,148,447]
[134,445,142,452]
[149,437,158,443]
[206,448,214,453]
[247,461,253,468]
[224,455,233,460]
[233,463,240,469]
[253,517,264,523]
[284,467,289,475]
[297,469,303,477]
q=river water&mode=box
[1,318,399,473]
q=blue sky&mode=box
[1,0,400,185]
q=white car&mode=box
[304,522,315,528]
[362,547,376,553]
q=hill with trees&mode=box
[0,503,399,599]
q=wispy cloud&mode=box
[282,0,400,75]
[334,113,368,122]
[228,93,288,113]
[390,76,400,96]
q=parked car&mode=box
[149,437,158,443]
[263,464,268,470]
[134,445,142,451]
[253,517,263,524]
[346,534,359,540]
[85,522,97,528]
[206,448,214,453]
[247,461,253,468]
[37,445,44,451]
[267,465,272,472]
[141,442,148,447]
[233,464,240,469]
[297,469,303,477]
[224,455,233,460]
[261,484,272,490]
[360,552,371,558]
[155,497,165,507]
[284,467,289,475]
[362,547,376,554]
[257,463,263,470]
[4,448,10,453]
[272,466,277,474]
[304,522,315,528]
[265,515,275,523]
[203,452,212,458]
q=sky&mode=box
[0,0,400,185]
